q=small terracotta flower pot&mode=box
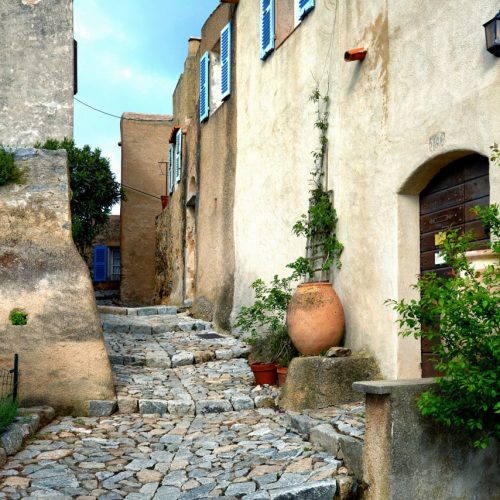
[161,195,169,209]
[277,366,287,387]
[250,362,277,386]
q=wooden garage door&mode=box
[419,154,489,377]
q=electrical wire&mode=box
[74,97,172,122]
[121,183,163,200]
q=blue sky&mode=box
[73,0,220,213]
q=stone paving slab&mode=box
[103,313,250,370]
[0,411,354,499]
[113,360,279,416]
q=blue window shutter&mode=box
[298,0,315,20]
[220,22,232,100]
[260,0,275,60]
[93,245,107,282]
[199,52,209,122]
[168,144,174,195]
[175,129,182,183]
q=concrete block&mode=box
[309,424,340,456]
[269,480,337,499]
[167,400,195,416]
[278,355,379,411]
[139,399,168,415]
[136,307,160,316]
[195,400,232,415]
[156,305,178,315]
[117,397,138,414]
[88,400,117,417]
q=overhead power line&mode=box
[74,97,171,122]
[121,183,162,200]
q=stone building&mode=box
[0,0,116,414]
[120,113,174,305]
[155,0,500,379]
[0,0,74,147]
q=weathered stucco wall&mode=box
[0,0,74,147]
[155,39,200,307]
[120,114,174,305]
[0,150,115,414]
[193,4,237,331]
[232,0,500,378]
[355,379,499,499]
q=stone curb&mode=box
[308,424,363,479]
[0,406,55,466]
[98,305,178,316]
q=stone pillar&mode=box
[0,149,115,415]
[353,379,499,500]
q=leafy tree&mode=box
[35,138,124,255]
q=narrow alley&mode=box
[0,307,364,499]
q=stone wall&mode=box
[354,379,499,499]
[0,0,74,147]
[120,114,174,305]
[0,149,115,415]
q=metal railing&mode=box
[0,354,19,403]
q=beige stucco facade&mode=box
[120,113,174,305]
[231,0,500,379]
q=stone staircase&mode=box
[100,306,279,417]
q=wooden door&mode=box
[419,154,489,376]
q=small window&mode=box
[175,128,182,183]
[260,0,275,60]
[200,52,209,122]
[109,247,121,281]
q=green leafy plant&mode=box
[235,275,299,366]
[0,398,18,433]
[0,147,26,186]
[34,138,125,255]
[9,309,28,326]
[288,88,343,279]
[388,146,500,448]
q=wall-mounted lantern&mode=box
[344,48,367,62]
[483,10,500,56]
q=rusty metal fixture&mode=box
[344,48,367,62]
[287,282,345,356]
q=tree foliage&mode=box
[35,138,124,254]
[0,146,25,186]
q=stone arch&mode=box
[395,148,489,378]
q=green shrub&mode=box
[9,309,28,325]
[389,205,500,448]
[0,398,18,433]
[0,147,25,186]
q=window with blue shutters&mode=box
[220,22,232,100]
[199,52,209,122]
[298,0,315,20]
[168,144,174,195]
[175,128,182,183]
[260,0,275,60]
[93,245,107,282]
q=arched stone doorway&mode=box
[419,153,490,376]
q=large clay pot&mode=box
[287,282,345,355]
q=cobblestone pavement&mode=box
[0,307,362,499]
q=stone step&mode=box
[112,360,278,416]
[103,314,250,369]
[286,405,365,481]
[98,305,178,316]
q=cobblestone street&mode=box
[0,307,364,499]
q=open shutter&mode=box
[175,129,182,183]
[221,22,232,100]
[298,0,315,20]
[93,245,107,282]
[168,144,174,195]
[199,52,209,122]
[260,0,275,60]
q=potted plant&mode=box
[285,88,345,355]
[235,276,298,386]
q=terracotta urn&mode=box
[287,282,345,355]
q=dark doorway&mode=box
[419,153,489,376]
